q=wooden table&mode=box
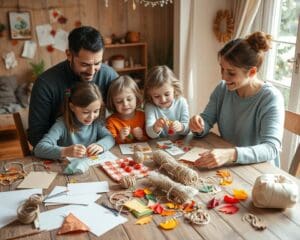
[1,133,300,240]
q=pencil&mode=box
[4,230,45,240]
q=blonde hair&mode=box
[144,65,182,104]
[63,82,103,132]
[106,75,143,112]
[219,31,272,71]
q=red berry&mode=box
[129,160,136,166]
[120,162,127,168]
[125,166,132,173]
[134,163,141,170]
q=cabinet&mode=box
[103,42,147,88]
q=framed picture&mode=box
[8,11,32,39]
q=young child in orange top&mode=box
[106,75,148,144]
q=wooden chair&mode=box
[13,110,31,156]
[284,110,300,176]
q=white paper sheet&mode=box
[119,142,152,155]
[67,181,109,195]
[179,147,209,163]
[53,29,68,52]
[39,203,127,237]
[36,24,54,46]
[43,186,101,205]
[68,151,118,166]
[0,188,42,229]
[21,40,37,59]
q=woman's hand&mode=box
[86,143,104,156]
[61,144,86,158]
[132,127,144,140]
[194,148,237,168]
[120,126,131,140]
[189,115,205,134]
[169,120,183,133]
[153,118,166,133]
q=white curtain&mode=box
[233,0,262,38]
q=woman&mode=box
[189,31,284,168]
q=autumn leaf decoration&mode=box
[159,218,179,230]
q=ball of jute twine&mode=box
[148,171,198,204]
[17,194,43,224]
[133,151,146,164]
[252,174,298,209]
[152,150,199,186]
[119,175,136,189]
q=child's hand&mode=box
[61,144,86,158]
[189,115,205,134]
[169,120,183,133]
[132,127,144,140]
[86,143,104,156]
[153,118,166,133]
[120,126,131,140]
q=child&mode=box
[106,75,148,144]
[144,65,190,138]
[34,82,115,160]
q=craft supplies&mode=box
[242,213,267,231]
[184,208,210,225]
[64,159,89,175]
[133,151,146,163]
[17,194,43,225]
[0,162,26,186]
[252,174,298,208]
[152,150,199,186]
[57,213,90,235]
[123,199,153,218]
[148,171,198,204]
[119,175,136,189]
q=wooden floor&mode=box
[0,130,23,160]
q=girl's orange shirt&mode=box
[106,110,148,144]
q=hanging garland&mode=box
[213,10,234,43]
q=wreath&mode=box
[213,10,234,43]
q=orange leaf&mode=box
[233,189,248,200]
[216,169,231,178]
[133,189,145,198]
[159,218,178,230]
[160,209,176,216]
[144,188,152,195]
[165,202,180,209]
[135,215,153,225]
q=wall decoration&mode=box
[8,12,32,39]
[213,10,234,43]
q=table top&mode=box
[1,133,300,240]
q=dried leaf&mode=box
[144,188,152,195]
[233,189,248,200]
[218,204,239,214]
[182,200,195,212]
[160,209,176,216]
[159,218,178,230]
[165,202,180,209]
[224,195,239,204]
[199,185,213,193]
[145,194,156,202]
[133,189,145,198]
[216,169,231,178]
[150,203,164,214]
[219,177,233,186]
[135,215,153,225]
[147,199,156,207]
[207,197,220,209]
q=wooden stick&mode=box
[4,230,45,240]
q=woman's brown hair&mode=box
[218,31,272,71]
[106,75,143,113]
[63,82,103,132]
[144,65,182,104]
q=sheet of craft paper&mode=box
[179,147,209,162]
[17,171,57,189]
[0,188,42,229]
[36,24,54,46]
[68,150,118,166]
[67,181,109,195]
[53,29,68,51]
[21,40,37,59]
[156,140,185,156]
[119,142,152,154]
[43,186,101,206]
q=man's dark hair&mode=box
[68,26,104,54]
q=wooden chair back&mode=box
[284,110,300,176]
[13,110,31,156]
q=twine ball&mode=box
[252,174,298,209]
[133,151,145,163]
[119,175,136,189]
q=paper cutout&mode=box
[207,197,220,209]
[135,215,152,225]
[159,218,178,230]
[160,209,176,216]
[223,195,239,204]
[233,189,248,200]
[17,171,57,189]
[179,147,209,163]
[124,199,152,218]
[36,24,54,46]
[57,213,90,235]
[119,142,152,155]
[22,40,36,59]
[133,189,145,198]
[218,204,239,214]
[49,8,62,23]
[150,203,164,214]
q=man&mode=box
[28,26,118,147]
